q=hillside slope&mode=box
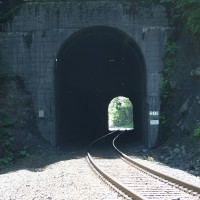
[158,32,200,175]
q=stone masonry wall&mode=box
[0,1,169,147]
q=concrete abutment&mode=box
[0,1,169,147]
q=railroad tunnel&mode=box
[55,26,147,146]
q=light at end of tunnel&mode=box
[39,110,45,118]
[109,127,134,131]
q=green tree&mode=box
[108,97,133,129]
[160,0,200,35]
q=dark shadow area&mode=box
[0,131,124,174]
[0,141,87,174]
[88,130,122,159]
[55,26,147,147]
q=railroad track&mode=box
[87,131,200,200]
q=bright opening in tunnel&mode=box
[108,96,134,130]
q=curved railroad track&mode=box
[87,131,200,200]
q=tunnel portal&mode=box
[55,26,147,146]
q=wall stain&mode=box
[23,32,33,48]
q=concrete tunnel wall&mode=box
[56,26,146,146]
[0,1,169,147]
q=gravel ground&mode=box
[0,149,125,200]
[0,146,199,200]
[118,143,200,188]
[128,155,200,187]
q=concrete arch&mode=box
[55,26,147,146]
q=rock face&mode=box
[159,33,200,164]
[179,98,189,116]
[0,77,40,154]
[190,67,200,77]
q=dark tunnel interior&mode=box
[55,26,147,146]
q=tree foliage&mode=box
[108,97,133,128]
[194,121,200,137]
[160,0,200,35]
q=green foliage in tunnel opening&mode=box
[108,96,133,130]
[193,121,200,138]
[160,0,200,36]
[161,41,177,101]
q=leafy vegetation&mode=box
[160,0,200,36]
[0,153,14,165]
[194,121,200,138]
[160,114,167,126]
[19,148,30,157]
[0,57,16,165]
[108,97,133,129]
[0,110,16,165]
[0,62,30,166]
[161,41,176,100]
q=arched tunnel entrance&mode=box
[55,26,147,146]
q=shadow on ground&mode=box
[0,141,90,174]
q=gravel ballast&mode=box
[0,150,124,200]
[0,147,199,199]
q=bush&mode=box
[0,111,16,165]
[194,122,200,138]
[160,0,200,36]
[161,41,176,100]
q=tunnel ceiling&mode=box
[57,26,145,97]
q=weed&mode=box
[165,41,177,56]
[0,153,14,165]
[147,156,155,161]
[194,121,200,138]
[19,149,30,157]
[161,41,176,101]
[160,114,167,126]
[161,79,171,100]
[0,110,16,166]
[160,0,200,36]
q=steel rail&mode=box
[87,130,200,199]
[87,152,145,200]
[113,131,200,194]
[87,130,146,200]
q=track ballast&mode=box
[87,131,200,200]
